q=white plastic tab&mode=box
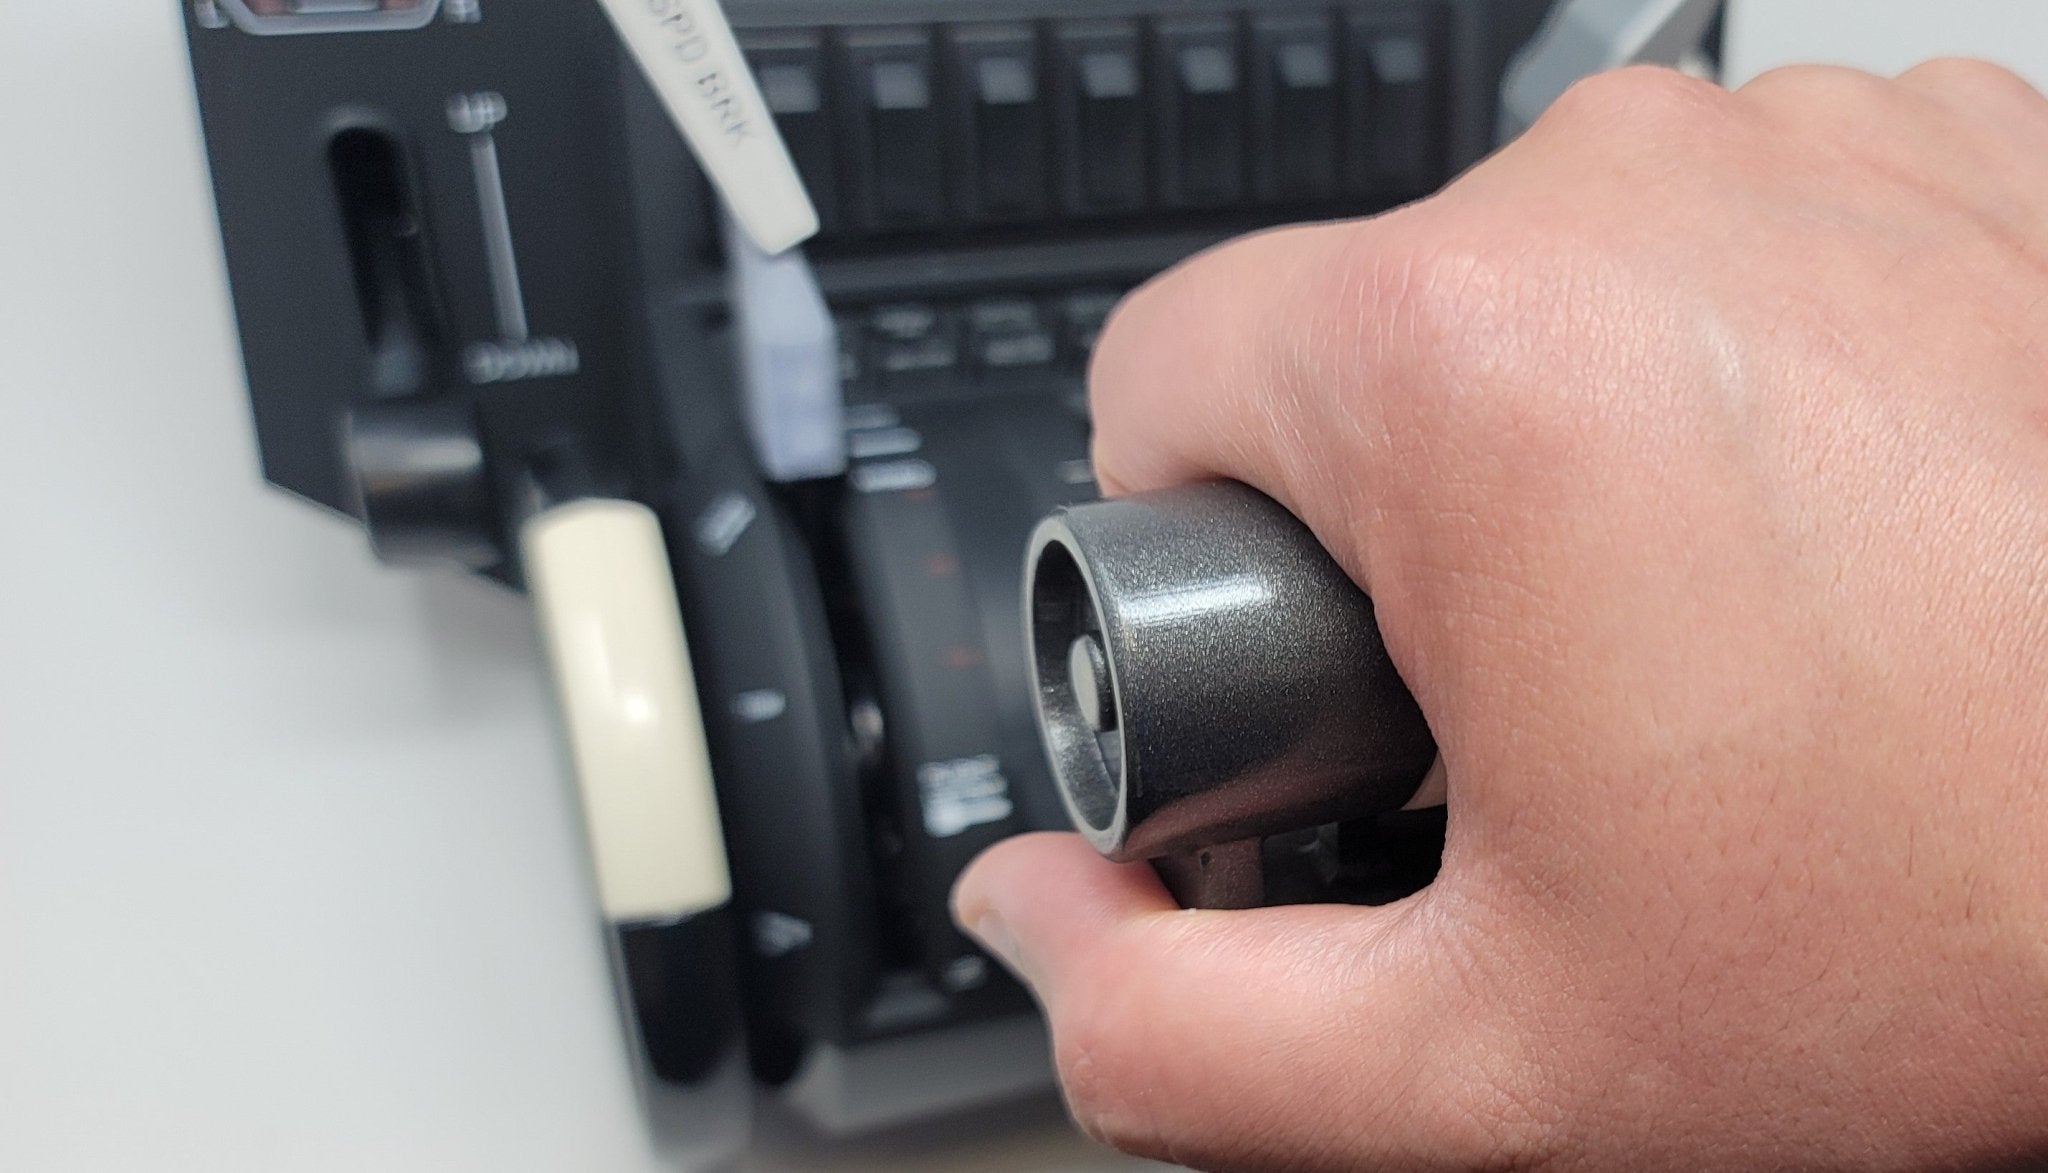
[597,0,820,254]
[725,214,847,481]
[522,497,732,923]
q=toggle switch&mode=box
[843,27,947,231]
[223,0,440,35]
[1052,20,1148,215]
[868,302,960,396]
[967,297,1056,376]
[741,31,841,235]
[1252,14,1341,203]
[1155,17,1248,209]
[1057,287,1123,364]
[1346,11,1446,195]
[948,23,1050,222]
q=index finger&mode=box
[1087,215,1428,596]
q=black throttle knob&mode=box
[1023,482,1437,907]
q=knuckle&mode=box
[1355,218,1684,524]
[1736,66,1903,174]
[1365,230,1580,466]
[1901,56,2046,106]
[1378,238,1501,387]
[1540,64,1727,139]
[1739,62,1891,112]
[1089,219,1368,500]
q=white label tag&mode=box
[597,0,819,254]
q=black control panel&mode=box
[183,0,1554,1094]
[741,4,1461,240]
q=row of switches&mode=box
[739,8,1445,237]
[839,289,1124,402]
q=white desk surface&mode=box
[0,4,1142,1169]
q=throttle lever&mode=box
[521,491,742,1085]
[1023,482,1440,908]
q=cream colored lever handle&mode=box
[521,497,731,924]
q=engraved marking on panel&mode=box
[941,954,990,992]
[851,459,938,494]
[842,403,902,432]
[847,426,923,459]
[917,754,1014,838]
[694,492,757,557]
[752,910,814,958]
[732,689,788,724]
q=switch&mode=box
[228,0,436,33]
[868,302,959,396]
[1154,18,1247,209]
[844,28,947,232]
[740,31,840,235]
[947,23,1050,222]
[968,297,1056,376]
[1058,288,1123,363]
[1346,12,1445,195]
[1052,20,1148,215]
[836,314,870,403]
[248,0,381,10]
[1251,15,1340,203]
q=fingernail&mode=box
[963,909,1038,993]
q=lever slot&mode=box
[328,126,447,398]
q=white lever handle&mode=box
[521,497,731,924]
[597,0,820,254]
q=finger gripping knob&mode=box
[1023,482,1437,908]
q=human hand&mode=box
[956,62,2048,1171]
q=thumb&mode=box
[952,833,1545,1171]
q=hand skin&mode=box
[953,62,2048,1172]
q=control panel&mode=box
[183,0,1556,1127]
